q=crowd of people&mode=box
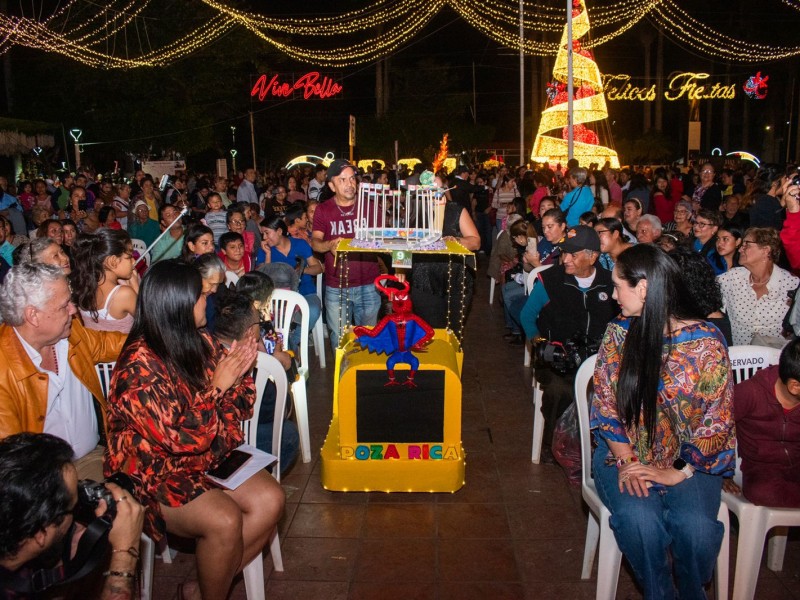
[1,155,800,599]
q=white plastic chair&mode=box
[140,352,288,600]
[574,355,730,600]
[489,277,497,305]
[721,345,798,600]
[131,238,149,268]
[523,264,552,369]
[270,289,313,463]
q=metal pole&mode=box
[61,124,71,172]
[250,112,257,169]
[567,0,574,162]
[519,0,525,166]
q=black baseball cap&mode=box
[326,159,356,182]
[559,225,601,253]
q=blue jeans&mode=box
[324,283,381,350]
[592,439,724,600]
[502,281,526,334]
[288,293,322,353]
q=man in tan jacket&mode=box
[0,263,125,479]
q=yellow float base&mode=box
[321,415,466,492]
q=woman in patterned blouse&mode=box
[591,244,735,600]
[105,260,284,600]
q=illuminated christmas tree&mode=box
[531,0,619,168]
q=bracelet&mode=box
[615,455,639,468]
[103,571,135,579]
[112,547,140,559]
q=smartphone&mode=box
[208,449,251,480]
[526,237,538,254]
[78,200,87,212]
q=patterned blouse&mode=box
[105,333,254,540]
[591,317,735,475]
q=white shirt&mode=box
[13,329,99,459]
[308,179,325,201]
[237,179,258,204]
[717,266,799,346]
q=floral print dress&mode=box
[104,333,254,540]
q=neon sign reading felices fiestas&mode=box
[250,72,343,101]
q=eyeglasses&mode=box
[694,221,713,228]
[740,240,761,248]
[229,220,245,225]
[701,170,714,175]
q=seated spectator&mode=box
[596,217,633,271]
[257,216,322,348]
[718,227,799,346]
[656,230,687,254]
[219,231,251,278]
[195,253,227,332]
[0,215,14,268]
[500,219,536,345]
[721,193,749,230]
[0,264,125,480]
[71,229,138,333]
[61,219,78,252]
[664,200,694,237]
[621,198,642,242]
[729,338,800,507]
[97,205,122,230]
[692,208,721,259]
[105,261,284,600]
[0,433,145,599]
[779,177,800,275]
[529,208,567,268]
[127,200,160,248]
[579,211,598,227]
[749,166,785,230]
[36,219,63,246]
[1,214,28,248]
[635,214,662,244]
[151,204,185,263]
[284,202,311,244]
[214,290,299,477]
[670,247,733,345]
[13,237,71,275]
[709,224,743,275]
[227,206,255,259]
[181,222,215,262]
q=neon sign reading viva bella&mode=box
[602,72,738,102]
[250,72,343,101]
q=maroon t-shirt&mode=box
[313,198,380,288]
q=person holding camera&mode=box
[520,225,617,462]
[0,432,145,599]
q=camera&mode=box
[791,172,800,188]
[75,472,135,524]
[535,333,599,375]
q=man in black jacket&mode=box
[449,165,481,217]
[521,225,618,462]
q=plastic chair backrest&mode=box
[727,344,781,385]
[270,288,310,371]
[574,354,598,491]
[525,264,553,295]
[242,352,288,483]
[95,361,117,399]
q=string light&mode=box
[0,0,797,68]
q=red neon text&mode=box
[250,72,343,101]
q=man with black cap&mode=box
[311,159,381,349]
[449,165,481,217]
[520,225,617,462]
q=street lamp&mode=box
[69,128,83,169]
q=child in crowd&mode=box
[70,228,138,333]
[285,202,311,243]
[202,192,228,247]
[180,222,216,262]
[227,207,255,257]
[218,231,251,277]
[98,205,122,230]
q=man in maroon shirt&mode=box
[311,159,381,349]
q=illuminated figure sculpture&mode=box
[354,276,434,387]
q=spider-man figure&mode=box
[354,275,434,387]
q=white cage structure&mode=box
[353,182,446,250]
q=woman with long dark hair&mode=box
[105,260,284,600]
[591,244,734,600]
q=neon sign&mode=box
[602,72,738,102]
[250,72,343,101]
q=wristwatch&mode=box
[673,458,694,479]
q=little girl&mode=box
[180,222,216,262]
[71,228,138,333]
[98,205,122,230]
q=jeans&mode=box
[502,281,526,334]
[474,211,493,254]
[592,439,724,600]
[288,293,322,353]
[324,283,381,350]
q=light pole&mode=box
[69,128,83,170]
[231,126,237,173]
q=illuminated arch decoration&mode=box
[531,0,619,169]
[727,151,761,168]
[285,152,335,170]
